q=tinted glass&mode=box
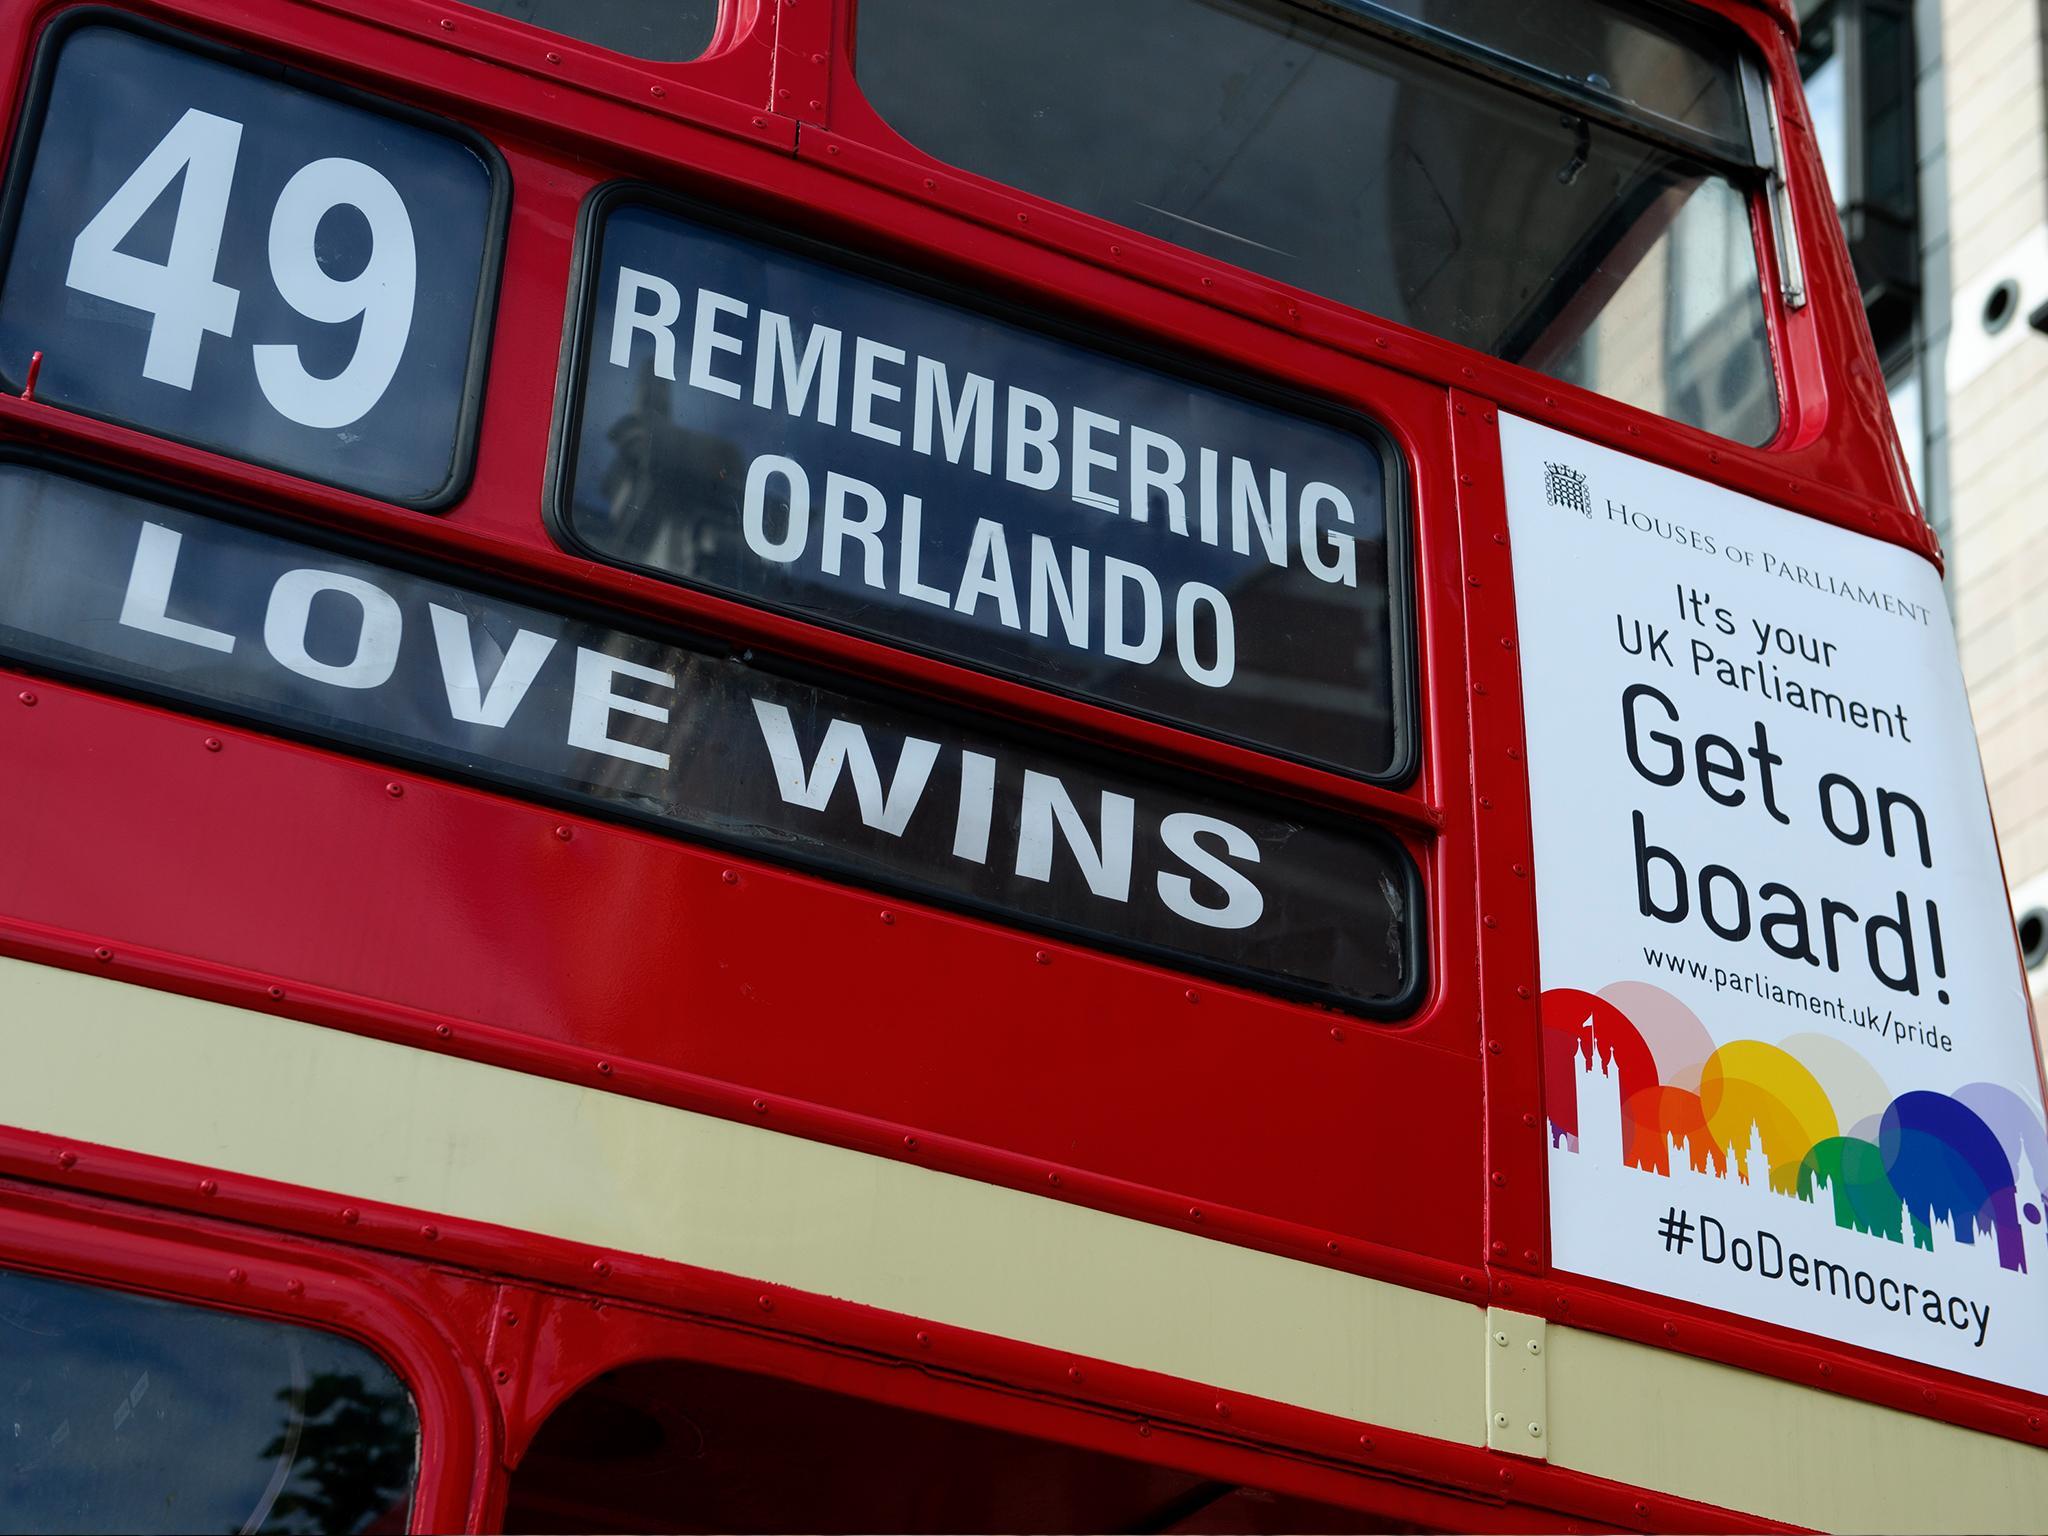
[0,22,501,504]
[0,1267,419,1535]
[564,200,1407,781]
[457,0,717,60]
[0,460,1419,1010]
[1360,0,1755,157]
[857,0,1779,446]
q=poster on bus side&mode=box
[1501,414,2048,1394]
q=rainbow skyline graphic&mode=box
[1545,983,2048,1274]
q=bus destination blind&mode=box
[561,197,1408,782]
[0,20,502,505]
[0,463,1418,1012]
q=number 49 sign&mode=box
[0,18,505,506]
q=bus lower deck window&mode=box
[855,0,1780,446]
[0,1267,420,1535]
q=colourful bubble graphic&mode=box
[1544,984,2048,1275]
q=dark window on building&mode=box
[0,1267,420,1535]
[456,0,718,60]
[856,0,1780,445]
[1800,0,1920,353]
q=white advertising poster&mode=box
[1501,414,2048,1393]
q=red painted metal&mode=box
[0,0,2024,1528]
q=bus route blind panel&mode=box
[555,192,1414,787]
[0,457,1422,1016]
[0,15,506,507]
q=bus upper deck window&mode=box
[455,0,717,59]
[855,0,1781,446]
[0,1267,421,1534]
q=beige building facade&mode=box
[1805,0,2048,1013]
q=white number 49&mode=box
[65,106,418,430]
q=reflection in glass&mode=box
[0,1268,419,1535]
[456,0,718,59]
[856,0,1779,445]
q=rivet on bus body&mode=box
[1483,411,1496,424]
[879,910,895,925]
[1329,1028,1343,1042]
[495,1369,510,1385]
[1543,396,1556,407]
[1709,449,1721,463]
[1507,748,1522,761]
[1522,1249,1539,1265]
[385,782,403,798]
[1111,244,1123,257]
[341,1207,359,1225]
[1499,1470,1515,1486]
[1188,1206,1203,1221]
[1459,1274,1474,1288]
[546,51,562,64]
[439,17,455,29]
[199,1179,217,1196]
[1468,576,1482,588]
[1047,1172,1062,1186]
[1459,473,1472,485]
[420,1225,438,1241]
[285,1279,304,1297]
[1461,366,1475,379]
[810,52,825,64]
[1493,1411,1508,1426]
[1184,988,1198,1004]
[93,947,111,961]
[1499,635,1515,650]
[1034,949,1050,965]
[1483,915,1498,929]
[1512,864,1528,878]
[1491,532,1506,545]
[1491,1242,1507,1258]
[1455,402,1468,416]
[777,88,790,99]
[555,825,572,840]
[758,1294,774,1312]
[2031,1416,2042,1432]
[650,85,666,98]
[597,1060,613,1075]
[228,1267,246,1284]
[902,1135,917,1150]
[825,144,839,155]
[1521,1112,1538,1127]
[1214,1401,1230,1418]
[1499,1279,1514,1296]
[1555,1296,1569,1312]
[1527,1340,1542,1356]
[721,869,738,885]
[1359,1435,1374,1450]
[503,1311,519,1327]
[1016,212,1029,224]
[1068,1366,1083,1383]
[1819,1362,1832,1376]
[435,1024,451,1040]
[204,737,221,752]
[1327,1240,1340,1254]
[1491,1172,1508,1187]
[1137,1423,1151,1437]
[268,986,284,1000]
[1627,425,1640,436]
[1487,1039,1502,1055]
[923,178,936,190]
[916,1331,932,1348]
[1634,1503,1649,1518]
[808,99,823,111]
[1516,986,1531,1000]
[1662,1322,1678,1338]
[752,1098,768,1113]
[591,1259,611,1277]
[1480,796,1494,809]
[16,691,34,705]
[751,116,766,129]
[56,1150,75,1169]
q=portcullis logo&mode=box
[1543,461,1591,516]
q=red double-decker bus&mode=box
[1,0,2043,1530]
